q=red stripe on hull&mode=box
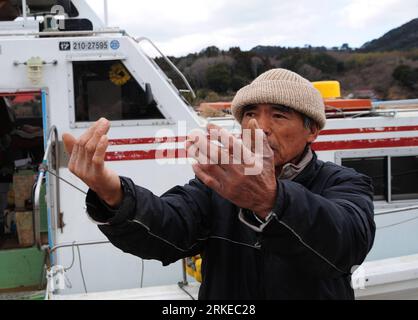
[313,137,418,151]
[108,126,418,146]
[320,126,418,135]
[109,137,187,146]
[105,137,418,161]
[106,149,187,162]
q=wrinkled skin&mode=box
[187,104,319,218]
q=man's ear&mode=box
[307,123,320,144]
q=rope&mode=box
[46,169,87,195]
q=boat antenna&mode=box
[104,0,108,27]
[22,0,27,24]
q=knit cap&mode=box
[231,68,326,129]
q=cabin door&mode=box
[0,90,50,298]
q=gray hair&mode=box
[302,115,317,131]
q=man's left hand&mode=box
[186,120,277,219]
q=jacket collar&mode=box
[293,150,322,188]
[278,147,314,181]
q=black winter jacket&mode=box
[86,153,375,300]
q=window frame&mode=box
[341,156,387,201]
[335,147,418,206]
[66,57,173,129]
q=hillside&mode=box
[157,19,418,105]
[361,18,418,52]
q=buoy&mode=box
[313,81,341,99]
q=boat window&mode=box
[391,156,418,201]
[342,154,418,202]
[342,157,387,201]
[73,60,165,122]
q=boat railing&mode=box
[49,240,111,254]
[48,239,189,296]
[33,125,59,249]
[373,99,418,107]
[0,29,126,37]
[133,36,197,100]
[375,204,418,216]
[326,103,418,119]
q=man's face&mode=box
[241,104,320,169]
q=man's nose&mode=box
[256,116,272,136]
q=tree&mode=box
[228,48,254,79]
[393,65,418,89]
[307,53,340,74]
[206,63,231,93]
[340,43,352,51]
[201,46,221,58]
[230,75,248,91]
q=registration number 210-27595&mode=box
[72,41,109,51]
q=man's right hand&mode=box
[62,118,123,208]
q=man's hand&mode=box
[62,118,123,207]
[186,120,277,219]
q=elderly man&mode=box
[63,68,375,299]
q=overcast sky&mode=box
[85,0,417,57]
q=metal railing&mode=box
[48,240,191,299]
[326,108,418,119]
[49,240,111,254]
[33,126,60,249]
[372,99,418,107]
[375,204,418,216]
[326,99,418,119]
[134,36,196,99]
[0,29,126,37]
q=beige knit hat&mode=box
[231,68,326,129]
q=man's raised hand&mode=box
[62,118,123,207]
[187,120,277,218]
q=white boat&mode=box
[1,0,418,300]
